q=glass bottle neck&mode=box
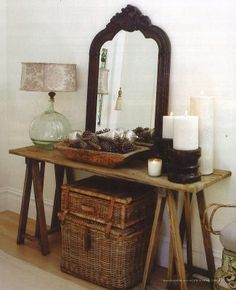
[46,96,55,113]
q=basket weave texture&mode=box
[61,176,156,229]
[60,214,152,290]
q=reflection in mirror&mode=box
[86,4,171,146]
[96,31,158,132]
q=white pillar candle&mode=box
[162,112,174,138]
[173,114,199,150]
[148,158,162,176]
[190,96,214,175]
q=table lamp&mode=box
[21,62,77,150]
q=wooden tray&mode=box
[54,141,150,168]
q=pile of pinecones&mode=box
[68,130,135,154]
[133,127,155,143]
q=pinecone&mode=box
[121,140,135,153]
[87,141,101,151]
[139,130,150,142]
[82,130,93,138]
[96,128,110,135]
[69,138,88,149]
[113,137,124,152]
[82,131,99,144]
[100,139,117,152]
[133,127,144,134]
[133,127,155,143]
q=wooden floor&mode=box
[0,211,212,290]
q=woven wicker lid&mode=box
[62,175,155,204]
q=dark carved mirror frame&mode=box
[85,4,171,142]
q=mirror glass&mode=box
[86,4,171,143]
[96,30,158,132]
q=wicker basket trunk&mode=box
[60,214,152,290]
[61,175,156,229]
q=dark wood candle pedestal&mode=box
[168,148,201,183]
[159,138,173,174]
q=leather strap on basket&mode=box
[57,210,68,224]
[105,196,117,238]
[83,227,90,251]
[63,186,70,211]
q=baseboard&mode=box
[2,187,53,225]
[1,187,223,269]
[156,235,222,269]
[0,187,8,212]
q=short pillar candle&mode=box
[148,158,162,177]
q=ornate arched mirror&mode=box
[85,5,171,144]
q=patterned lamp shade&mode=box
[21,62,77,92]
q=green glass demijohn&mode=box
[29,92,71,150]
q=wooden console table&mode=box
[9,146,231,290]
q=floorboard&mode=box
[0,211,212,290]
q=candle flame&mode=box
[149,158,161,162]
[184,110,188,116]
[170,112,174,116]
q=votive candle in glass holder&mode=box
[148,158,162,177]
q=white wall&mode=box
[0,1,7,189]
[1,0,236,269]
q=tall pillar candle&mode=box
[173,115,198,150]
[162,113,174,139]
[190,96,214,175]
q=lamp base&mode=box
[31,139,58,150]
[29,96,71,150]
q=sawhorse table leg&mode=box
[167,191,193,287]
[142,189,188,290]
[50,165,74,231]
[17,158,49,255]
[167,189,215,289]
[167,190,188,290]
[31,160,49,255]
[16,158,74,255]
[142,190,166,290]
[17,158,33,245]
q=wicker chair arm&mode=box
[203,203,236,235]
